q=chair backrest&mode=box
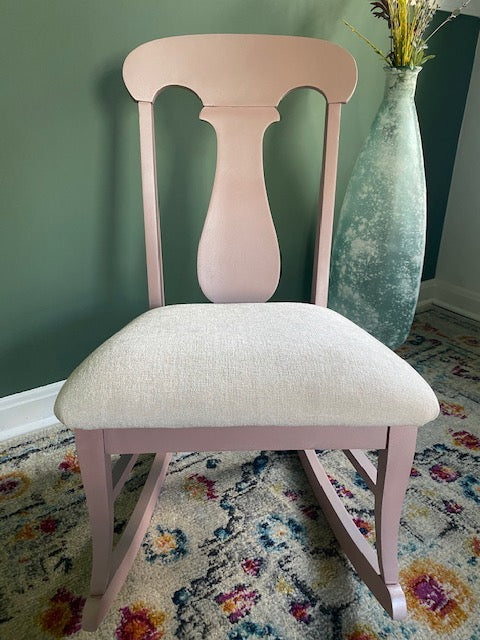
[123,34,357,307]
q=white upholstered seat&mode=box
[55,302,438,430]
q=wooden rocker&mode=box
[54,34,439,631]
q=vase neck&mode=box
[383,67,421,101]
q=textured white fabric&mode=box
[54,302,439,430]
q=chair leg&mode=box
[75,430,114,596]
[375,426,418,586]
[75,429,171,632]
[299,425,418,620]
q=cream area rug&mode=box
[0,306,479,639]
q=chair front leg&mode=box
[375,425,418,585]
[75,429,114,596]
[75,429,172,631]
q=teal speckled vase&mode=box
[329,67,426,349]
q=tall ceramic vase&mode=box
[329,67,426,349]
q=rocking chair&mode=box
[54,34,439,631]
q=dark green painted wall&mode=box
[416,13,479,279]
[0,2,478,397]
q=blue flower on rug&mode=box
[257,514,304,551]
[460,475,480,504]
[227,620,283,639]
[142,526,188,564]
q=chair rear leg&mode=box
[299,425,418,620]
[375,426,418,587]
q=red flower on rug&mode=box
[40,516,58,534]
[241,557,263,577]
[58,451,80,474]
[283,488,301,501]
[401,559,475,632]
[115,602,166,639]
[440,401,467,420]
[328,474,354,498]
[289,600,312,624]
[15,515,58,541]
[353,517,374,541]
[215,585,260,623]
[429,464,460,483]
[38,587,85,638]
[443,500,463,514]
[300,504,320,520]
[184,473,218,501]
[0,471,30,502]
[450,429,480,451]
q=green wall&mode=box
[416,12,479,280]
[0,1,478,397]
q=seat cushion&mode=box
[54,302,439,430]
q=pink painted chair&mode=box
[54,34,439,631]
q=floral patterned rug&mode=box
[1,305,479,640]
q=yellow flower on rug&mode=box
[0,471,30,502]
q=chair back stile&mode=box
[122,34,357,307]
[138,102,165,308]
[312,102,342,306]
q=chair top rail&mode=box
[123,34,357,107]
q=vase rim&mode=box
[383,65,422,73]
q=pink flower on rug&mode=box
[58,451,80,474]
[289,600,312,624]
[429,464,460,483]
[443,500,463,514]
[440,401,467,420]
[184,473,218,500]
[284,489,301,501]
[115,602,166,639]
[38,587,85,638]
[215,584,260,623]
[450,430,480,451]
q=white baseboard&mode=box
[417,278,480,322]
[0,380,64,442]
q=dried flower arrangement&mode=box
[345,0,472,68]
